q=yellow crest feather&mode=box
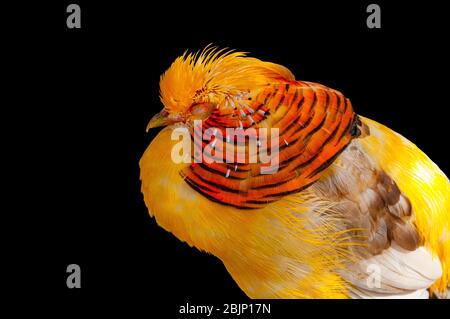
[159,45,295,113]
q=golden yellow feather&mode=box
[141,47,450,298]
[140,119,450,297]
[140,125,357,298]
[358,116,450,295]
[159,46,294,113]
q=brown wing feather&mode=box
[312,139,421,255]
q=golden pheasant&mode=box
[140,47,450,298]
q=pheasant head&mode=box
[147,46,295,130]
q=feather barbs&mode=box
[159,45,295,114]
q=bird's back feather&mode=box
[141,47,450,297]
[357,117,450,296]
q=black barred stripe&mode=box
[192,128,203,143]
[306,143,349,179]
[336,111,354,145]
[251,102,264,113]
[180,80,356,209]
[326,92,339,123]
[182,172,218,194]
[298,109,314,130]
[276,129,311,167]
[250,174,293,190]
[263,90,274,105]
[293,90,317,133]
[276,95,322,164]
[277,108,337,170]
[302,112,327,144]
[331,92,342,119]
[293,150,321,171]
[289,87,300,109]
[274,94,286,111]
[190,169,245,192]
[196,162,248,180]
[226,163,251,172]
[273,84,288,110]
[244,198,278,205]
[342,97,349,114]
[316,119,341,152]
[183,175,256,210]
[285,83,290,93]
[260,180,316,199]
[271,85,301,128]
[281,94,305,133]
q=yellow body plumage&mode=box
[357,117,450,294]
[140,47,450,298]
[140,117,450,298]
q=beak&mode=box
[146,110,170,131]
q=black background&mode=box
[10,0,449,315]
